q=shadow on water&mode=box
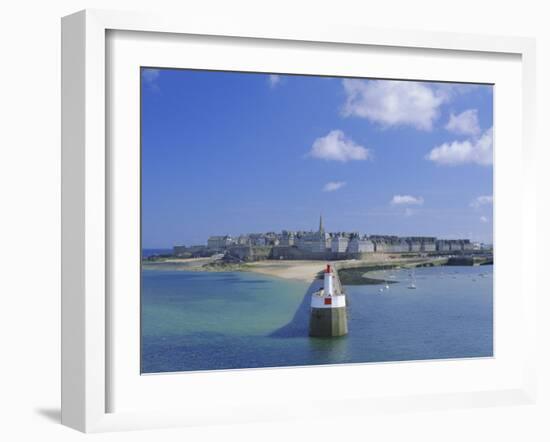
[268,280,322,338]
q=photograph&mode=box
[140,68,494,374]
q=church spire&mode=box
[319,213,324,233]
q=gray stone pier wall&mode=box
[309,304,348,337]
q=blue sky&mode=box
[141,68,493,248]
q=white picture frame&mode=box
[61,9,537,433]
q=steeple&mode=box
[319,213,324,233]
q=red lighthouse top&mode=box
[325,264,331,273]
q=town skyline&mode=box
[172,214,492,255]
[169,214,486,263]
[144,212,492,251]
[174,214,487,248]
[141,69,494,248]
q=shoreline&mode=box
[142,259,327,282]
[236,260,327,282]
[141,254,480,284]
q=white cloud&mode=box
[341,79,446,130]
[323,181,346,192]
[445,109,481,136]
[480,216,489,223]
[470,195,493,208]
[390,195,424,206]
[142,68,160,89]
[426,127,493,166]
[309,130,371,162]
[268,74,281,88]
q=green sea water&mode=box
[141,266,493,373]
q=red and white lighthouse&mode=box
[309,264,348,337]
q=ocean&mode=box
[141,265,493,373]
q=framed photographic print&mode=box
[139,68,495,374]
[61,9,537,432]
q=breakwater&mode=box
[447,256,493,266]
[335,255,492,285]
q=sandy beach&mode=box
[143,258,329,282]
[142,254,453,283]
[246,254,457,281]
[244,260,327,282]
[244,255,410,281]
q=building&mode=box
[371,239,387,252]
[347,235,374,253]
[420,237,437,252]
[407,238,422,252]
[263,232,280,246]
[370,235,406,253]
[436,239,473,252]
[280,230,295,246]
[236,235,251,245]
[331,235,349,253]
[207,235,233,251]
[385,238,409,253]
[296,215,331,253]
[249,234,267,246]
[196,217,476,260]
[449,240,463,252]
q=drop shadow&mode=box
[35,407,61,423]
[268,280,322,338]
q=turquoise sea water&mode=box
[141,266,493,373]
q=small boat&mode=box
[384,283,390,290]
[408,270,417,289]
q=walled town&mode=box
[171,216,491,263]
